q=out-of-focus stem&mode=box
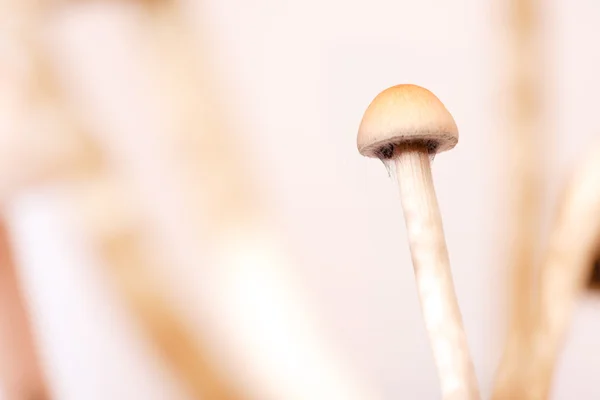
[527,144,600,399]
[0,220,51,400]
[0,0,100,202]
[50,0,378,398]
[493,0,546,397]
[505,0,543,344]
[1,0,242,397]
[73,174,244,400]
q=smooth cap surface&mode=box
[357,84,458,158]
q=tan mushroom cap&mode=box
[357,84,458,158]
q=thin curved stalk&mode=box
[528,144,600,399]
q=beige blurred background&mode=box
[3,0,600,398]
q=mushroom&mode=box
[358,84,480,400]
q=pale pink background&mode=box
[4,0,600,398]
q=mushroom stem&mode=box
[393,143,480,400]
[528,143,600,399]
[491,145,600,400]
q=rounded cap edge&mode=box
[357,84,459,158]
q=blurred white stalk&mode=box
[492,0,547,396]
[2,0,238,397]
[0,219,51,400]
[494,143,600,400]
[0,0,100,202]
[0,1,99,398]
[526,143,600,399]
[47,1,377,400]
[70,173,243,400]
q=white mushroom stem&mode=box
[393,143,480,400]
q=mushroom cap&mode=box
[357,84,458,158]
